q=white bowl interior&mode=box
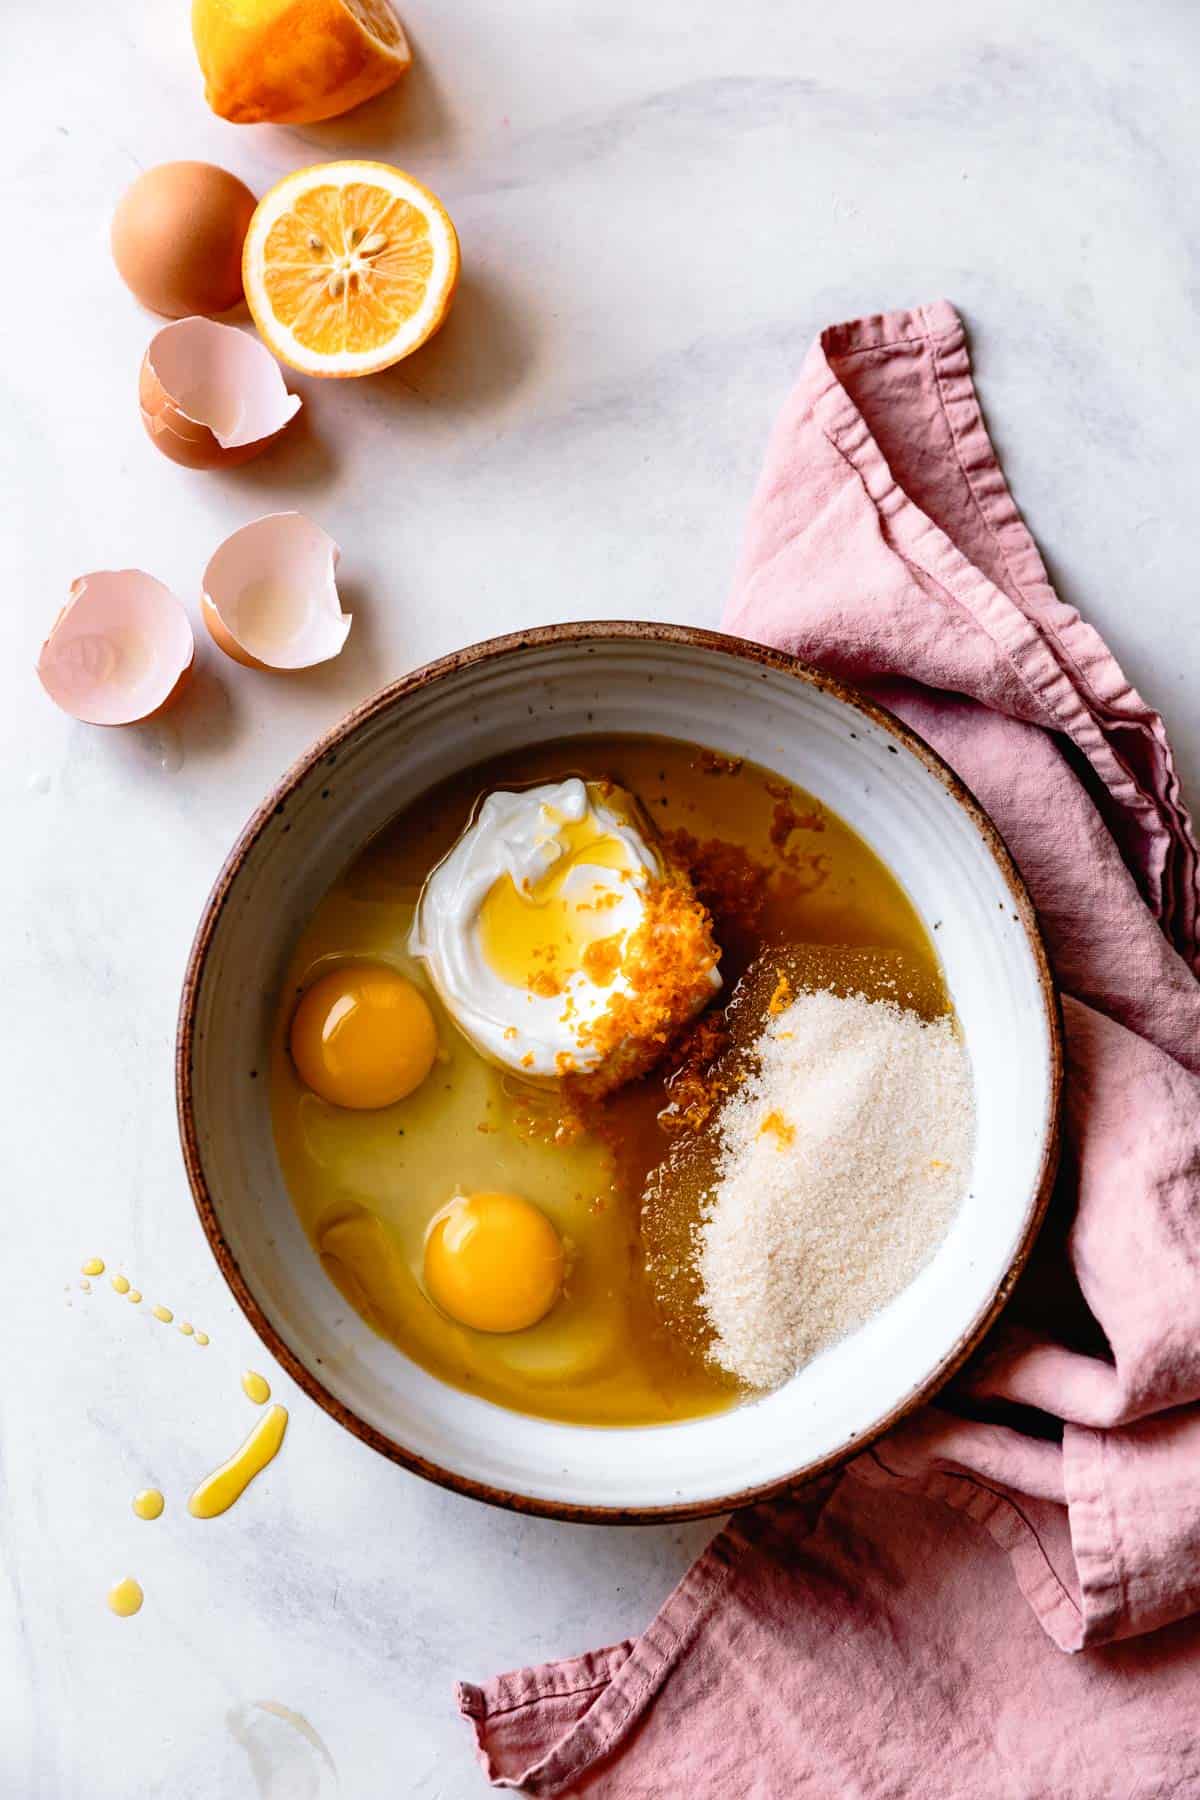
[185,635,1055,1513]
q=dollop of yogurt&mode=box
[409,777,716,1081]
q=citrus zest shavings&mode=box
[758,1109,795,1147]
[571,875,720,1093]
[767,971,793,1015]
[580,932,624,986]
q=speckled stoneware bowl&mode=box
[177,624,1062,1521]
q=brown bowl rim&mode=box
[176,621,1063,1524]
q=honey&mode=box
[271,736,945,1427]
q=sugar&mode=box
[696,989,975,1390]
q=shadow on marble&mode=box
[408,1468,723,1606]
[373,267,537,419]
[1035,537,1197,811]
[172,658,241,756]
[74,658,238,787]
[279,40,458,162]
[507,1510,723,1587]
[217,395,340,499]
[276,574,394,707]
[91,576,393,786]
[305,1463,725,1673]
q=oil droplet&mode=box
[132,1488,164,1521]
[241,1370,271,1405]
[79,1279,92,1292]
[194,1331,209,1346]
[107,1576,143,1617]
[179,1320,194,1336]
[128,1290,142,1304]
[149,721,184,774]
[81,1258,105,1277]
[151,1304,173,1323]
[110,1273,130,1295]
[188,1405,288,1519]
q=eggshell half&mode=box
[202,513,351,671]
[37,571,195,726]
[140,317,301,469]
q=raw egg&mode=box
[423,1192,565,1333]
[409,777,720,1091]
[112,161,256,318]
[290,962,437,1109]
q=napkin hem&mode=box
[455,1489,837,1795]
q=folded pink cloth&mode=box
[458,302,1200,1796]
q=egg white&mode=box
[410,777,669,1079]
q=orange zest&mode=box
[571,876,720,1096]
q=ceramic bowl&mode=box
[178,624,1061,1520]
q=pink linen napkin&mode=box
[458,302,1200,1796]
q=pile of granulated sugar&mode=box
[696,988,975,1390]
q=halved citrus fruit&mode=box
[192,0,412,127]
[242,161,460,378]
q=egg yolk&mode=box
[290,962,437,1110]
[477,801,637,993]
[423,1192,564,1333]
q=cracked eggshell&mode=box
[201,512,351,671]
[139,317,301,469]
[37,571,195,726]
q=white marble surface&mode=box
[2,0,1197,1793]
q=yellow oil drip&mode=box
[110,1274,130,1295]
[79,1279,91,1292]
[151,1305,173,1323]
[107,1576,143,1617]
[81,1258,105,1277]
[195,1331,209,1346]
[132,1488,164,1521]
[128,1290,142,1305]
[188,1405,288,1519]
[179,1321,194,1336]
[241,1370,271,1405]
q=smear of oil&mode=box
[189,1405,288,1519]
[227,1699,338,1798]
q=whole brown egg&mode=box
[111,161,256,318]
